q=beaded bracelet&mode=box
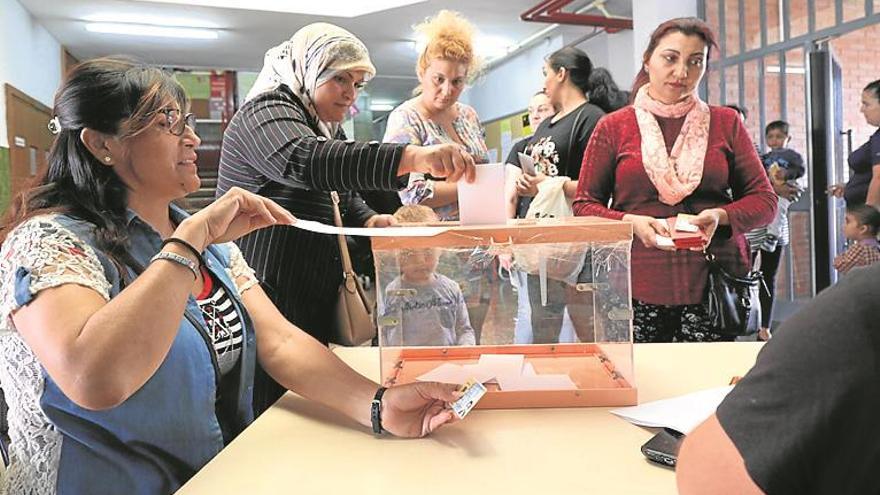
[150,251,199,280]
[162,237,205,267]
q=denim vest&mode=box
[13,206,256,494]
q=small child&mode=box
[763,146,806,239]
[745,120,805,340]
[833,204,880,275]
[380,205,476,347]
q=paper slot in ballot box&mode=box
[370,216,637,408]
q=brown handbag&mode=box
[329,191,376,346]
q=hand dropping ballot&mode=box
[451,380,487,419]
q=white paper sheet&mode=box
[655,235,675,248]
[610,385,734,434]
[497,373,578,391]
[292,219,449,237]
[414,354,577,391]
[477,354,525,381]
[414,363,474,384]
[456,163,508,226]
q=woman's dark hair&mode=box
[631,17,718,102]
[863,79,880,101]
[0,57,188,282]
[847,204,880,236]
[587,67,628,113]
[546,47,593,96]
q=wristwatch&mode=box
[371,387,387,435]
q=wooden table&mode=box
[177,342,763,495]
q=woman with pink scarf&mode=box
[573,17,776,343]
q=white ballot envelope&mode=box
[517,152,537,175]
[457,163,508,226]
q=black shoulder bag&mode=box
[683,199,763,336]
[703,249,762,336]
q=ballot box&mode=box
[371,216,637,408]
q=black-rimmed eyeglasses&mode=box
[154,108,197,136]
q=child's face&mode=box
[843,213,868,240]
[399,248,440,283]
[766,129,789,150]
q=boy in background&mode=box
[745,120,805,340]
[833,204,880,275]
[380,205,476,347]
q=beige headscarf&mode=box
[246,23,377,138]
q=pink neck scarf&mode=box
[633,84,711,205]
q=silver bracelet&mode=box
[150,251,199,280]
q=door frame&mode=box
[5,83,53,196]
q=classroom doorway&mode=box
[4,84,53,202]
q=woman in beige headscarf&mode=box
[218,23,475,414]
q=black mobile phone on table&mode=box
[640,428,685,468]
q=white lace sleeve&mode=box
[224,242,259,296]
[0,216,111,323]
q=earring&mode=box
[104,156,112,163]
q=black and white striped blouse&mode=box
[196,267,243,375]
[216,85,407,343]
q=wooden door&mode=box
[5,84,53,199]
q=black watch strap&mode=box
[371,387,387,435]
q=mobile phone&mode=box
[640,428,685,468]
[517,152,537,175]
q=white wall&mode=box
[631,0,699,76]
[604,29,636,91]
[565,31,609,75]
[463,26,638,123]
[460,34,564,123]
[0,0,62,148]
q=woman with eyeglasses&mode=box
[217,23,475,414]
[0,57,464,494]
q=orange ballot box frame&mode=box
[371,216,637,408]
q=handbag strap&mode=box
[330,191,357,277]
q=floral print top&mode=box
[383,98,488,220]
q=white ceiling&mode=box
[18,0,632,105]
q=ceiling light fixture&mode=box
[86,22,219,39]
[84,13,218,29]
[131,0,426,18]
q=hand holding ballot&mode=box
[681,208,728,251]
[660,214,707,250]
[623,213,675,251]
[380,381,462,437]
[400,143,477,183]
[625,210,728,251]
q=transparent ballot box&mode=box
[371,217,636,408]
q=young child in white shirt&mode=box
[380,205,476,347]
